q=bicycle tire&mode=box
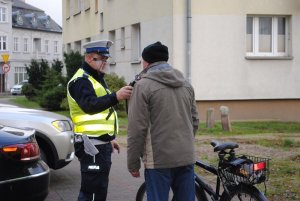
[136,182,146,201]
[220,184,268,201]
[135,181,206,201]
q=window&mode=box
[131,23,141,62]
[14,67,28,85]
[84,0,90,10]
[54,41,58,53]
[0,7,7,22]
[13,37,19,52]
[45,40,49,53]
[100,12,104,31]
[95,0,98,13]
[76,0,82,13]
[24,38,29,52]
[109,30,116,64]
[246,15,290,57]
[0,36,7,51]
[33,38,41,53]
[120,27,125,49]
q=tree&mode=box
[25,59,50,90]
[51,59,63,73]
[64,51,83,81]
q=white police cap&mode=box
[83,40,113,57]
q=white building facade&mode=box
[0,0,62,92]
[0,0,12,93]
[63,0,300,122]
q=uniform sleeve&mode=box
[69,78,119,115]
[127,81,149,172]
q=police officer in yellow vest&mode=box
[67,40,133,201]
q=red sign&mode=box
[2,63,10,73]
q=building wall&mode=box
[5,28,63,89]
[62,0,300,122]
[0,0,13,92]
[191,0,300,100]
[63,0,101,53]
[198,99,300,122]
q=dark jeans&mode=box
[75,142,112,201]
[144,165,195,201]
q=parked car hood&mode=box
[0,107,70,121]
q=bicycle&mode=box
[136,140,270,201]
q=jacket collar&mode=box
[82,61,105,80]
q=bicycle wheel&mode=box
[135,182,206,201]
[221,184,268,201]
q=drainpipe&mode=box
[186,0,192,83]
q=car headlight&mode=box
[52,120,72,132]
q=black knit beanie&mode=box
[142,41,169,64]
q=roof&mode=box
[12,0,62,33]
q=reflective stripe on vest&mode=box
[67,68,118,136]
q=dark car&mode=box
[0,125,50,201]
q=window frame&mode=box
[44,39,49,53]
[53,41,58,54]
[0,35,7,51]
[246,15,290,58]
[0,7,7,23]
[23,37,30,53]
[13,37,19,52]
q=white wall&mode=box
[5,28,63,90]
[192,14,300,100]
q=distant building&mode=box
[0,0,62,92]
[62,0,300,122]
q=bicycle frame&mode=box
[135,140,269,201]
[195,160,222,201]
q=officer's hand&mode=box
[111,140,120,154]
[130,170,140,178]
[116,86,133,101]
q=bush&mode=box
[38,86,66,110]
[105,73,127,111]
[22,83,37,101]
[60,97,69,110]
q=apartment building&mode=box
[0,0,62,92]
[63,0,300,122]
[0,0,12,92]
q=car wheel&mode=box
[40,148,48,164]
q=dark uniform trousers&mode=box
[75,141,112,201]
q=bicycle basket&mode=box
[219,155,270,186]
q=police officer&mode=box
[67,40,133,201]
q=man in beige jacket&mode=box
[127,41,199,201]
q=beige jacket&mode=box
[127,62,199,171]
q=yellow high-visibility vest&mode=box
[67,68,118,137]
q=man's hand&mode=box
[116,86,133,101]
[111,140,120,153]
[130,170,140,178]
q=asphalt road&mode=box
[46,147,145,201]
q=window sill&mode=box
[245,56,293,60]
[131,60,141,64]
[73,11,81,17]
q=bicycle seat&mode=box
[211,140,239,152]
